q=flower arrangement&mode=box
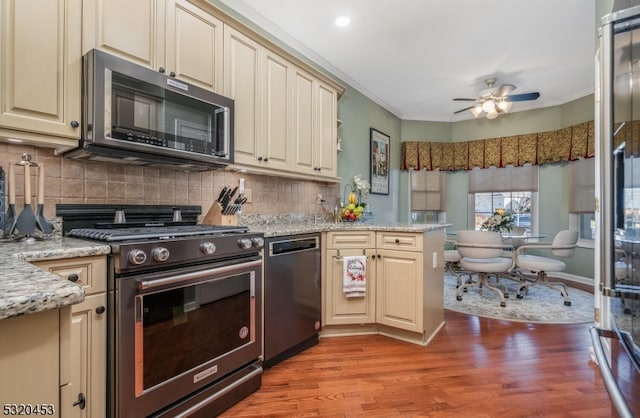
[480,209,514,232]
[341,175,370,222]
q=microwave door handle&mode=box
[222,107,230,157]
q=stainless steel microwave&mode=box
[64,49,234,170]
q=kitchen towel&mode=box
[343,255,367,298]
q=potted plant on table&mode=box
[480,208,514,232]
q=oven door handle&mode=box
[137,259,262,291]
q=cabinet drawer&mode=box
[326,231,375,249]
[376,232,422,252]
[34,255,107,295]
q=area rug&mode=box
[444,273,594,324]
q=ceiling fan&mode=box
[453,78,540,119]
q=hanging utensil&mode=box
[35,163,54,234]
[3,163,17,236]
[14,155,36,236]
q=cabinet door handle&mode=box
[169,71,176,77]
[158,67,166,73]
[263,157,268,162]
[95,305,106,315]
[257,156,263,161]
[70,120,79,128]
[72,393,86,410]
[395,238,400,243]
[67,273,79,282]
[371,254,376,260]
[377,254,381,259]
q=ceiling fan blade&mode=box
[505,92,540,102]
[453,98,477,101]
[453,105,475,114]
[492,84,516,98]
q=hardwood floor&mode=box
[221,310,615,417]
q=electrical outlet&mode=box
[244,188,252,203]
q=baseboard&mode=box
[551,272,593,287]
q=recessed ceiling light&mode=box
[334,16,351,27]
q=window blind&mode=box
[411,169,446,211]
[468,165,539,193]
[569,158,595,213]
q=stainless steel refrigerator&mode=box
[593,6,640,417]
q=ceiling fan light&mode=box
[482,99,496,113]
[486,109,499,119]
[497,100,512,113]
[470,105,482,118]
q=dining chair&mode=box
[513,229,578,306]
[455,230,515,307]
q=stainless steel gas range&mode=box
[58,204,264,418]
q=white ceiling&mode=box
[217,0,597,122]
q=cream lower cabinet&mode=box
[324,231,376,325]
[34,255,107,418]
[323,230,444,343]
[375,234,424,333]
[0,0,82,148]
[0,307,68,418]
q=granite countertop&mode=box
[0,221,447,320]
[0,236,111,320]
[248,222,449,238]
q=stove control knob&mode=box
[238,238,252,250]
[200,241,216,255]
[152,247,170,262]
[251,237,264,248]
[128,249,147,265]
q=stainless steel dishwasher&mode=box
[264,233,321,368]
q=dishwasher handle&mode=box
[269,236,319,256]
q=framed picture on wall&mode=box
[370,128,390,195]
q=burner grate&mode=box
[68,225,249,242]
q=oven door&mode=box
[113,257,262,418]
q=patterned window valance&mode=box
[402,120,595,171]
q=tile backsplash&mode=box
[0,143,339,221]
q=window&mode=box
[410,169,446,223]
[468,165,539,232]
[473,191,533,231]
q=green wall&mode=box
[336,86,401,222]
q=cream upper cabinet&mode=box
[165,0,223,92]
[84,0,223,92]
[261,49,292,171]
[34,255,107,418]
[0,0,82,147]
[223,26,290,171]
[291,66,338,178]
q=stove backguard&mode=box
[57,204,202,234]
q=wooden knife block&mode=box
[201,202,237,226]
